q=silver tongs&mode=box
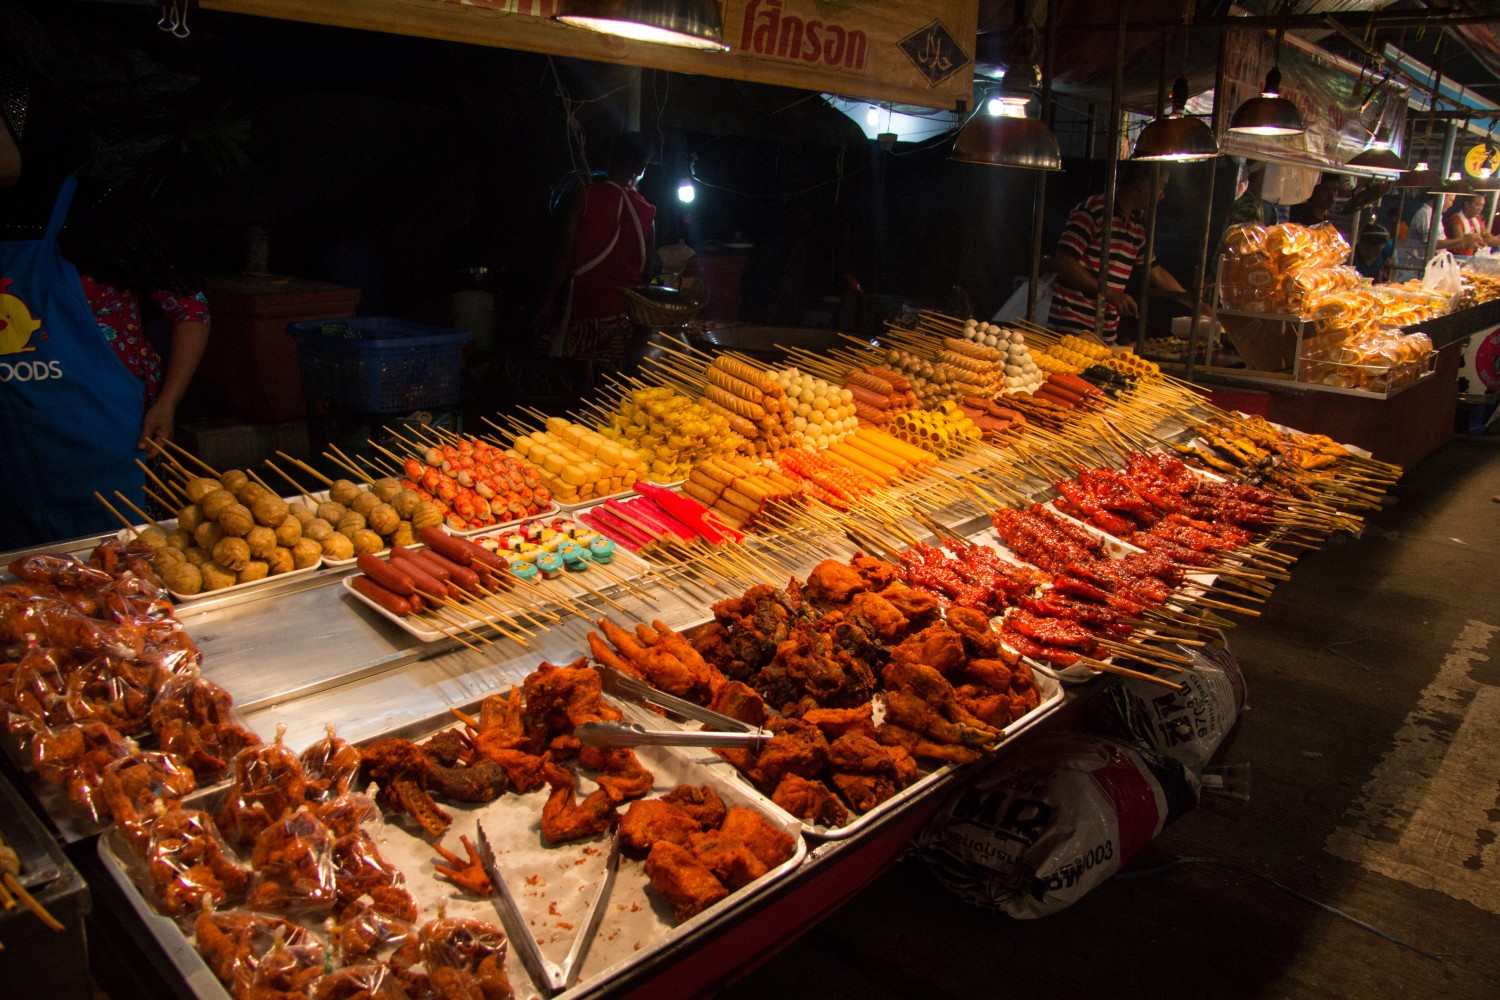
[476,822,620,997]
[595,664,767,735]
[576,720,770,751]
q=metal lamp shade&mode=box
[1227,94,1305,136]
[951,114,1062,170]
[1132,115,1218,162]
[1346,147,1406,172]
[553,0,728,50]
[1429,174,1474,195]
[1395,166,1439,189]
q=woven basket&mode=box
[621,283,706,327]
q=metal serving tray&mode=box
[99,692,806,1000]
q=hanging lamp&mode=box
[1394,161,1440,189]
[1228,14,1305,138]
[1429,171,1474,195]
[553,0,728,51]
[1346,143,1405,173]
[951,63,1061,170]
[1133,77,1219,161]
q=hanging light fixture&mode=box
[1429,170,1474,195]
[1228,14,1305,137]
[951,59,1061,169]
[1394,160,1440,189]
[1346,145,1406,173]
[1133,77,1219,161]
[553,0,728,51]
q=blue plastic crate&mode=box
[287,317,470,414]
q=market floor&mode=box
[720,434,1500,1000]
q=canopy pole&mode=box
[1026,4,1056,323]
[1185,29,1229,382]
[1093,1,1127,338]
[1136,33,1170,355]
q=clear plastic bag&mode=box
[146,806,251,918]
[331,829,416,921]
[192,907,316,996]
[300,724,362,802]
[245,807,338,917]
[100,750,198,853]
[150,672,260,784]
[31,720,135,814]
[217,727,310,846]
[419,917,512,1000]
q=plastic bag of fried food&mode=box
[244,806,339,917]
[145,806,251,918]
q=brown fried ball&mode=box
[392,490,421,520]
[200,561,237,591]
[350,491,382,518]
[266,547,294,576]
[218,469,249,493]
[316,501,347,525]
[302,518,333,541]
[329,479,362,506]
[154,547,187,570]
[166,529,194,552]
[320,533,355,561]
[184,546,211,567]
[365,503,399,536]
[390,521,416,548]
[349,529,384,555]
[212,536,251,572]
[194,521,224,551]
[162,562,203,596]
[218,503,254,538]
[199,489,237,521]
[336,511,366,535]
[287,501,316,525]
[184,477,222,504]
[372,478,402,504]
[176,504,205,534]
[244,525,278,560]
[274,515,302,547]
[411,502,444,529]
[291,538,322,569]
[237,560,269,583]
[252,494,289,528]
[137,527,169,551]
[236,483,269,508]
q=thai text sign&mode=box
[202,0,978,110]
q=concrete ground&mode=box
[722,435,1500,1000]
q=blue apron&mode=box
[0,176,147,550]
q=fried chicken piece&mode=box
[689,829,768,890]
[426,758,513,804]
[660,784,726,830]
[827,732,903,776]
[332,829,416,920]
[522,656,620,735]
[420,918,512,1000]
[102,751,197,855]
[955,685,1022,730]
[877,583,943,631]
[591,620,720,703]
[578,745,654,803]
[831,772,898,813]
[332,898,418,966]
[540,766,616,844]
[771,774,849,827]
[32,720,134,814]
[433,835,493,897]
[800,704,878,741]
[461,686,537,758]
[313,792,380,837]
[194,910,311,993]
[889,623,968,675]
[644,841,729,922]
[849,553,900,591]
[755,620,878,711]
[690,621,739,675]
[422,728,471,767]
[218,727,308,847]
[718,806,796,868]
[300,724,362,802]
[875,722,984,764]
[246,807,338,915]
[961,657,1014,691]
[239,933,328,1000]
[310,964,410,1000]
[478,748,551,794]
[945,606,1009,660]
[846,590,910,644]
[804,559,867,607]
[707,679,769,727]
[749,717,829,790]
[360,738,452,838]
[619,797,702,853]
[147,807,249,916]
[881,660,1001,747]
[150,674,260,784]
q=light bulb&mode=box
[676,180,696,204]
[866,106,881,127]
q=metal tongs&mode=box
[475,822,620,996]
[596,665,768,735]
[576,720,770,751]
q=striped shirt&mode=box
[1049,194,1148,341]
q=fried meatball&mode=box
[245,526,278,560]
[266,547,295,576]
[199,489,237,522]
[329,479,362,507]
[185,477,222,504]
[237,560,269,584]
[287,501,316,525]
[411,502,444,529]
[372,478,402,504]
[291,539,322,569]
[336,511,366,535]
[274,515,302,547]
[316,501,347,525]
[194,521,224,551]
[218,503,254,538]
[350,491,382,517]
[252,495,289,528]
[302,518,333,541]
[184,546,211,567]
[365,503,399,536]
[166,529,194,552]
[200,561,237,591]
[154,546,187,569]
[176,504,205,534]
[162,562,203,596]
[235,482,269,507]
[348,529,384,556]
[392,490,421,520]
[213,537,251,573]
[390,521,416,548]
[321,533,355,561]
[219,469,250,493]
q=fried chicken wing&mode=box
[831,771,898,813]
[643,841,728,922]
[748,717,829,790]
[771,773,849,828]
[799,704,878,741]
[578,745,654,803]
[945,606,1008,660]
[707,679,769,727]
[619,798,702,853]
[539,767,616,844]
[300,725,362,802]
[660,784,727,830]
[522,657,620,734]
[875,723,984,764]
[881,660,1001,748]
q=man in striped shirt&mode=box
[1048,163,1199,344]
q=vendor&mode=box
[0,65,209,550]
[1444,194,1498,256]
[1350,224,1392,283]
[1402,193,1476,269]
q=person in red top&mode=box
[1445,194,1499,256]
[537,132,657,367]
[1049,163,1200,344]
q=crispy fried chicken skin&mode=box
[643,841,728,922]
[849,553,900,591]
[577,745,654,803]
[688,830,769,890]
[804,560,868,607]
[619,798,702,852]
[718,806,796,868]
[889,623,968,675]
[799,704,878,741]
[877,583,942,631]
[846,591,910,644]
[707,679,769,727]
[660,784,727,831]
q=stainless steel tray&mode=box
[99,692,806,1000]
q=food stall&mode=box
[0,311,1393,999]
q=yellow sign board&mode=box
[200,0,979,111]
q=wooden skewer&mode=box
[415,593,506,646]
[111,491,169,535]
[1072,655,1184,690]
[275,451,334,488]
[136,459,187,507]
[411,612,484,653]
[93,492,145,537]
[3,873,64,932]
[1093,638,1188,671]
[152,435,221,478]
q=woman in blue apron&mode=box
[0,66,209,551]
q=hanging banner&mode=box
[200,0,979,111]
[1215,28,1409,173]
